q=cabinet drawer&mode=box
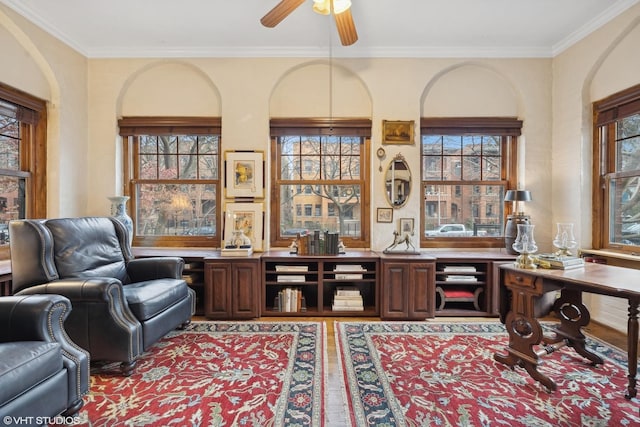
[504,271,536,289]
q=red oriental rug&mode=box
[335,321,639,426]
[73,321,326,426]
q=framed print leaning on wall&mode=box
[225,151,264,198]
[224,202,264,251]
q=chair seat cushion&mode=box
[0,341,63,407]
[123,279,189,321]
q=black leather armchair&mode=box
[0,294,89,420]
[9,217,195,375]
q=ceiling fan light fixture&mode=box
[313,0,351,15]
[312,0,330,15]
[333,0,352,14]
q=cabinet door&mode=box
[408,262,435,319]
[381,262,408,319]
[232,261,260,318]
[204,262,231,318]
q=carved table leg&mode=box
[626,298,639,400]
[495,308,557,391]
[544,289,603,366]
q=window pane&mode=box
[279,184,361,237]
[198,155,218,179]
[423,184,505,237]
[483,156,501,180]
[616,136,640,173]
[422,135,442,154]
[0,176,25,243]
[608,176,640,245]
[617,113,640,140]
[0,135,19,170]
[134,183,217,237]
[422,156,441,180]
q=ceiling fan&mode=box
[261,0,358,46]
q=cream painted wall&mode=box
[0,4,88,218]
[552,2,640,332]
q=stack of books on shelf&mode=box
[332,286,364,311]
[334,264,365,280]
[273,288,307,312]
[276,265,308,282]
[535,254,585,270]
[443,265,477,282]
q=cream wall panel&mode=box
[121,62,221,116]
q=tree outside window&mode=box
[119,117,221,248]
[270,118,371,248]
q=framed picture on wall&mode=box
[377,207,393,223]
[382,120,415,145]
[224,202,264,251]
[225,151,265,198]
[399,218,414,233]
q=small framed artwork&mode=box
[399,218,414,233]
[225,151,264,198]
[382,120,415,145]
[224,202,264,251]
[377,207,393,223]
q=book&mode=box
[277,275,306,282]
[332,305,365,311]
[275,265,308,272]
[443,266,477,273]
[335,273,363,280]
[445,275,478,282]
[335,286,361,296]
[334,264,366,272]
[332,298,364,307]
[536,254,585,269]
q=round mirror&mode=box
[385,154,411,208]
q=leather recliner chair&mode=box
[0,294,89,421]
[9,217,195,376]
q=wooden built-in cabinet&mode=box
[204,254,261,319]
[380,253,436,320]
[261,251,379,317]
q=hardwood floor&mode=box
[194,316,631,426]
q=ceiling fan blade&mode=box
[334,7,358,46]
[261,0,306,28]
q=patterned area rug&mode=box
[335,321,639,426]
[74,321,326,426]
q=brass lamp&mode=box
[504,190,532,254]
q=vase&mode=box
[108,196,133,246]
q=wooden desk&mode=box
[495,262,640,400]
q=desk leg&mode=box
[545,289,603,366]
[626,299,639,400]
[494,303,557,392]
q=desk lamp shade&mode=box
[504,190,532,254]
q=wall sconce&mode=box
[504,190,532,255]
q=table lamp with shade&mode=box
[504,190,532,254]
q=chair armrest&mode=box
[0,294,71,342]
[127,257,185,281]
[14,277,126,302]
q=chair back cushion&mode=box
[44,217,130,282]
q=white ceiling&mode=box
[1,0,638,58]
